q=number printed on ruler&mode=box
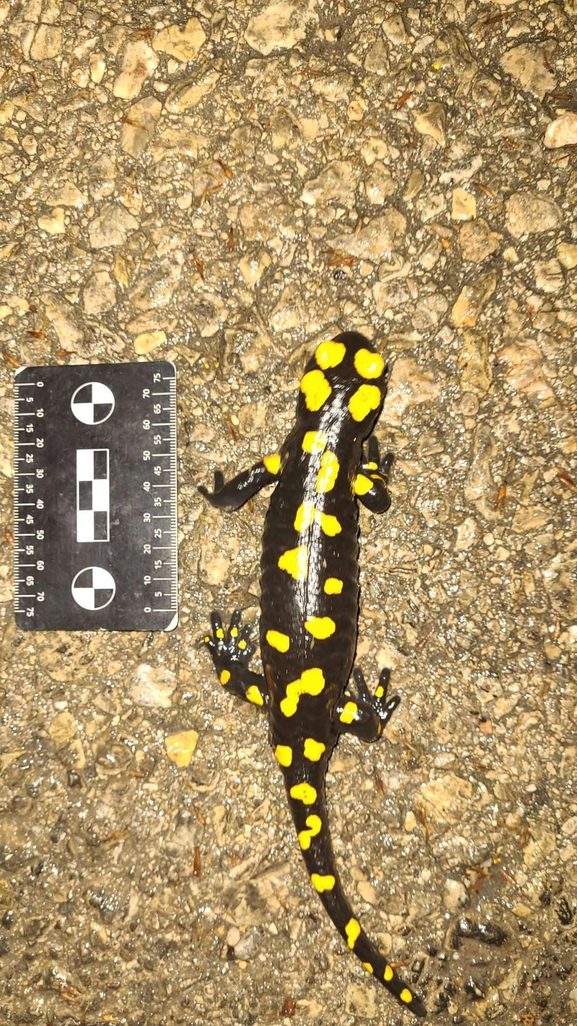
[13,362,178,632]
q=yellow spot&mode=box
[216,628,224,639]
[263,453,281,475]
[274,744,292,767]
[354,473,374,496]
[290,782,317,805]
[294,501,341,538]
[348,383,381,422]
[311,873,336,892]
[230,627,238,637]
[400,989,413,1004]
[220,669,231,685]
[204,635,211,643]
[298,813,322,850]
[384,965,394,982]
[305,616,336,640]
[294,502,316,533]
[316,451,340,493]
[266,629,290,653]
[319,511,341,536]
[354,348,385,379]
[345,918,361,949]
[280,667,325,717]
[339,700,358,725]
[375,685,384,698]
[300,369,332,411]
[278,545,309,581]
[363,962,374,974]
[302,430,327,454]
[246,685,264,706]
[238,640,247,650]
[303,737,326,761]
[315,339,346,369]
[324,577,343,595]
[365,461,378,471]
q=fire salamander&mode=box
[199,331,426,1018]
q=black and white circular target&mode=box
[71,382,115,425]
[71,566,116,610]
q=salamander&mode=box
[199,331,426,1018]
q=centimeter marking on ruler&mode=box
[155,372,178,616]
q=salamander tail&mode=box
[284,763,426,1018]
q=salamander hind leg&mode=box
[204,610,268,707]
[354,435,394,514]
[334,667,400,741]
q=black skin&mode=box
[199,331,427,1018]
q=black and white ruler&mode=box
[13,362,178,631]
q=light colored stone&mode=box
[457,331,493,393]
[41,292,83,347]
[153,17,206,62]
[327,209,406,260]
[505,190,562,237]
[364,164,396,204]
[411,293,449,331]
[385,357,443,426]
[83,271,117,316]
[37,208,65,234]
[557,242,577,270]
[121,96,162,158]
[48,711,77,745]
[457,219,501,263]
[310,68,353,104]
[419,774,474,824]
[165,730,199,768]
[404,168,425,201]
[413,102,447,147]
[165,68,221,112]
[534,258,564,294]
[455,516,479,551]
[150,127,207,163]
[130,664,177,708]
[544,112,577,149]
[451,271,497,327]
[113,40,159,100]
[270,283,306,332]
[45,181,86,208]
[382,13,410,46]
[451,187,476,221]
[30,24,62,60]
[239,249,271,286]
[444,879,469,913]
[89,53,106,84]
[496,340,554,400]
[244,0,318,56]
[301,160,358,210]
[88,203,140,249]
[134,329,166,354]
[501,43,556,100]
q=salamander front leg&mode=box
[204,610,268,708]
[199,454,281,511]
[334,667,400,741]
[353,435,394,514]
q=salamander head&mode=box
[296,331,387,437]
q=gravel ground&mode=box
[1,2,576,1024]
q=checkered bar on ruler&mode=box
[77,448,109,542]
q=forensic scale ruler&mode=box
[13,362,178,631]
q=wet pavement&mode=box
[0,1,576,1024]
